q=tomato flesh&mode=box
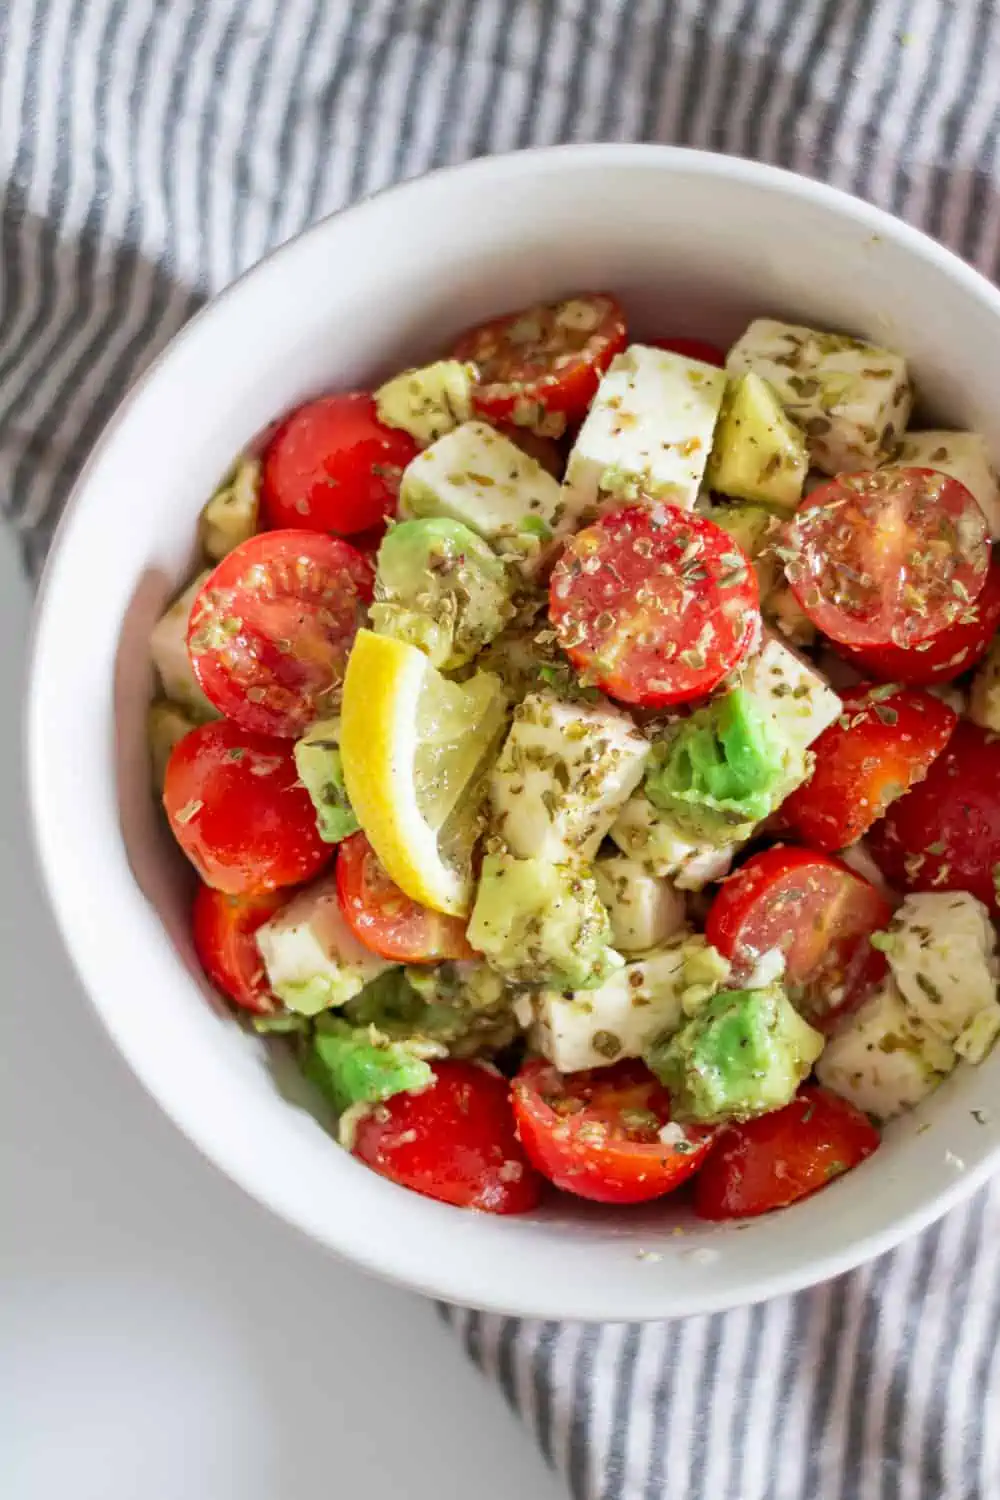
[511,1058,714,1205]
[833,558,1000,685]
[782,685,957,852]
[783,467,990,650]
[336,832,474,963]
[694,1085,880,1220]
[451,294,627,433]
[648,335,726,366]
[867,718,1000,914]
[260,393,418,536]
[191,883,287,1013]
[163,720,332,895]
[548,504,760,707]
[705,846,892,1028]
[351,1060,543,1213]
[188,530,373,738]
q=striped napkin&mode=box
[4,2,1000,1495]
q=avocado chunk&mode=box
[706,372,808,511]
[696,496,781,598]
[306,1016,433,1113]
[293,717,359,844]
[147,699,197,792]
[644,688,805,843]
[339,965,516,1058]
[370,517,515,669]
[467,852,623,990]
[646,984,824,1124]
[199,456,261,562]
[375,360,477,447]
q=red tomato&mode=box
[451,293,627,432]
[351,1060,543,1213]
[191,883,287,1013]
[648,335,726,366]
[548,504,760,707]
[163,720,332,895]
[833,559,1000,685]
[348,522,389,559]
[705,846,892,1027]
[511,1058,714,1205]
[782,685,957,852]
[694,1085,880,1220]
[335,832,474,963]
[783,467,990,650]
[867,718,1000,913]
[260,393,418,535]
[188,530,372,738]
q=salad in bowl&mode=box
[148,290,1000,1224]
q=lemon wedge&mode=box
[340,630,509,915]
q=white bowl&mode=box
[27,145,1000,1321]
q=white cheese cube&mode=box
[895,430,1000,538]
[816,977,957,1121]
[764,582,818,649]
[255,872,394,1015]
[969,636,1000,732]
[398,421,563,573]
[560,344,726,522]
[489,691,649,863]
[726,318,912,475]
[593,855,687,954]
[149,572,218,720]
[875,891,1000,1062]
[736,632,842,754]
[609,794,738,889]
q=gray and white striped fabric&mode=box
[4,1,1000,1495]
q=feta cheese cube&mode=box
[816,977,956,1120]
[149,571,218,720]
[969,636,1000,733]
[609,794,738,889]
[560,344,726,522]
[489,690,649,863]
[875,891,1000,1062]
[736,632,842,754]
[593,855,687,954]
[726,318,912,475]
[256,872,394,1015]
[894,430,1000,538]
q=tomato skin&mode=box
[164,721,332,895]
[351,1060,543,1213]
[833,559,1000,685]
[549,504,760,708]
[694,1086,880,1220]
[191,883,287,1013]
[451,294,628,431]
[867,718,1000,914]
[705,846,892,1028]
[188,530,373,739]
[335,832,474,963]
[782,685,957,852]
[648,335,726,366]
[784,467,990,650]
[511,1059,714,1205]
[260,393,418,535]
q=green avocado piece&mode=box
[645,984,824,1124]
[467,851,623,990]
[705,372,809,511]
[293,717,359,843]
[375,360,476,446]
[644,688,804,841]
[696,496,781,598]
[305,1018,433,1113]
[343,966,517,1057]
[370,517,515,670]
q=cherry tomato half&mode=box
[451,293,627,433]
[705,846,892,1028]
[192,883,288,1013]
[648,336,726,366]
[783,467,990,650]
[164,720,332,895]
[260,393,418,535]
[188,530,373,738]
[833,559,1000,685]
[694,1085,880,1220]
[782,684,957,852]
[548,504,760,708]
[511,1058,714,1205]
[351,1060,543,1213]
[335,832,474,963]
[867,718,1000,914]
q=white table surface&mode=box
[1,531,563,1500]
